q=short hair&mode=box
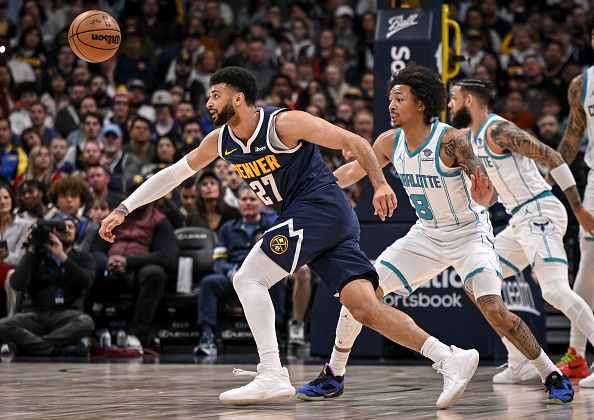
[86,163,110,175]
[181,118,200,132]
[48,176,90,204]
[454,78,492,105]
[83,112,102,125]
[180,176,197,189]
[210,66,257,105]
[131,115,151,129]
[388,64,446,124]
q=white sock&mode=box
[329,348,350,377]
[569,236,594,355]
[421,336,452,363]
[530,349,560,382]
[501,336,526,365]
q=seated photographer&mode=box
[91,176,178,353]
[0,213,95,357]
[194,186,285,357]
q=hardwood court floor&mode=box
[0,362,592,419]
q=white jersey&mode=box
[471,114,551,215]
[581,66,594,169]
[392,121,488,231]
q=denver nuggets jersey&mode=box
[392,121,487,229]
[471,114,551,215]
[581,66,594,169]
[219,106,337,214]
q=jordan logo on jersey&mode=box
[233,154,282,180]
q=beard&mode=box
[214,103,236,126]
[451,105,472,129]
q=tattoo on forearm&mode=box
[559,75,586,165]
[565,185,583,212]
[490,121,562,166]
[442,131,482,177]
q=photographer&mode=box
[0,213,95,356]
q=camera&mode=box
[26,220,66,248]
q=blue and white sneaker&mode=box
[545,371,574,404]
[296,364,344,401]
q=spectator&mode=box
[14,179,52,225]
[140,0,180,51]
[245,38,276,98]
[19,127,42,155]
[186,171,239,232]
[500,25,538,74]
[0,181,29,289]
[151,90,178,141]
[287,265,312,348]
[522,54,566,114]
[179,177,197,224]
[87,198,110,226]
[194,186,285,356]
[0,212,95,357]
[89,74,112,116]
[223,165,244,209]
[29,100,54,145]
[124,116,154,168]
[195,49,222,94]
[65,112,102,170]
[49,136,72,175]
[127,79,155,123]
[480,0,511,40]
[203,0,233,51]
[0,63,16,119]
[537,114,562,149]
[9,82,40,136]
[100,124,141,192]
[333,5,358,54]
[0,117,27,185]
[141,135,179,176]
[352,109,374,144]
[21,145,61,189]
[40,72,68,119]
[114,31,155,89]
[91,177,178,352]
[13,26,47,85]
[179,119,203,156]
[164,49,206,113]
[104,88,131,135]
[461,29,485,77]
[86,164,125,209]
[43,44,77,91]
[499,90,537,131]
[80,140,102,171]
[54,81,87,139]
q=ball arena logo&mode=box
[91,33,120,45]
[269,235,288,254]
[385,14,419,39]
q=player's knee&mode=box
[345,300,381,327]
[478,296,510,329]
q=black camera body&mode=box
[26,220,66,248]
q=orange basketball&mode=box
[68,10,121,63]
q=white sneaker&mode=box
[433,346,479,409]
[579,370,594,388]
[493,359,539,384]
[288,320,305,346]
[219,364,295,405]
[125,335,143,355]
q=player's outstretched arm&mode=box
[488,120,594,235]
[441,128,494,207]
[99,129,220,243]
[558,74,587,166]
[334,129,396,188]
[276,111,396,220]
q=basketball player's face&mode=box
[448,86,472,129]
[207,84,236,126]
[388,85,421,128]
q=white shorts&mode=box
[496,195,568,277]
[376,222,502,299]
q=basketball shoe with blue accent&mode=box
[545,371,574,404]
[296,364,344,401]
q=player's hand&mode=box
[575,207,594,236]
[373,182,397,221]
[470,167,494,208]
[99,211,126,243]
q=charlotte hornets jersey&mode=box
[581,66,594,169]
[471,114,551,215]
[219,106,337,214]
[392,121,486,229]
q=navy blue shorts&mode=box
[260,184,378,296]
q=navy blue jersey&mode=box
[219,106,337,214]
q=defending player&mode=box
[297,65,573,405]
[99,66,476,407]
[449,78,594,386]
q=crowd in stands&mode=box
[0,0,591,357]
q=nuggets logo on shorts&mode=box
[270,235,289,254]
[529,217,555,235]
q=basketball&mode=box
[68,10,120,63]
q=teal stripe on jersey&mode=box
[499,256,521,274]
[510,190,553,215]
[435,126,461,177]
[392,129,402,163]
[484,137,512,160]
[380,260,413,295]
[472,114,495,140]
[406,121,438,157]
[511,154,536,199]
[543,257,569,265]
[582,69,588,106]
[441,175,460,224]
[464,267,484,284]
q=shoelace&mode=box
[558,351,576,364]
[232,368,258,378]
[309,371,332,386]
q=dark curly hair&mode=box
[48,176,90,206]
[387,64,446,124]
[210,66,257,105]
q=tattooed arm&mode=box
[441,128,494,207]
[558,74,587,165]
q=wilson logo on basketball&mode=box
[269,235,288,255]
[91,34,120,45]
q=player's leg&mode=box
[218,241,295,405]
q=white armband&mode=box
[550,163,576,191]
[121,156,197,212]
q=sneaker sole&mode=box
[295,387,344,401]
[220,387,295,406]
[562,367,589,379]
[578,379,594,388]
[436,350,480,409]
[547,396,573,405]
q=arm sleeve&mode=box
[121,156,197,212]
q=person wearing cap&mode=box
[0,211,95,358]
[90,175,178,353]
[127,79,156,123]
[104,88,131,132]
[100,123,141,193]
[461,29,486,77]
[152,90,179,141]
[164,49,207,113]
[334,5,357,53]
